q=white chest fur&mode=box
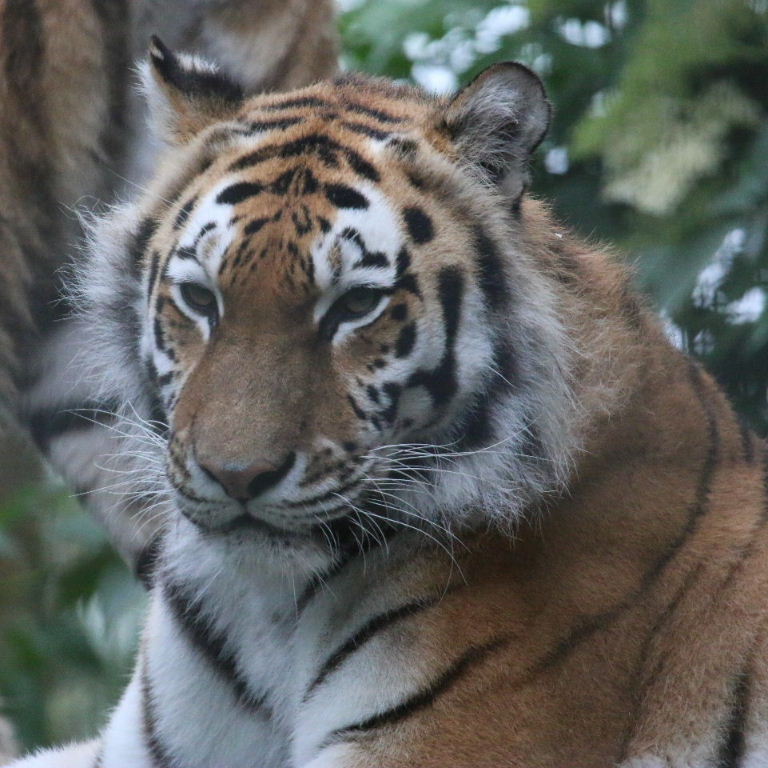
[94,521,450,768]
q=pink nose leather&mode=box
[200,452,295,500]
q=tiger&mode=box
[16,0,339,575]
[9,38,768,768]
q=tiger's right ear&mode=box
[441,62,551,202]
[141,36,245,144]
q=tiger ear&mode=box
[442,62,551,202]
[141,36,245,144]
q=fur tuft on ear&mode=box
[140,36,245,143]
[442,62,551,201]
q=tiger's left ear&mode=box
[442,62,551,201]
[141,36,245,144]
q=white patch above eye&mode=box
[165,258,213,287]
[174,180,243,275]
[311,184,402,343]
[311,184,402,294]
[159,179,253,336]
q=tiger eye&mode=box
[180,283,217,317]
[339,287,381,317]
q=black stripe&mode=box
[147,251,161,302]
[141,665,176,768]
[325,184,369,210]
[406,267,463,405]
[615,563,705,763]
[162,579,269,713]
[456,339,516,451]
[342,228,389,269]
[346,152,380,182]
[296,554,358,613]
[282,470,369,509]
[129,218,159,278]
[739,419,755,465]
[340,121,392,141]
[135,535,164,589]
[395,246,411,279]
[305,595,445,700]
[295,527,400,613]
[639,361,720,586]
[153,314,166,352]
[229,132,380,180]
[395,323,417,358]
[717,666,751,768]
[243,217,270,236]
[28,400,119,452]
[322,637,507,745]
[263,96,329,111]
[403,207,434,244]
[174,245,198,262]
[146,380,169,438]
[217,182,263,205]
[388,137,419,159]
[173,197,196,230]
[473,227,508,312]
[718,441,768,592]
[247,116,304,132]
[342,101,402,124]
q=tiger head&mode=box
[82,39,581,569]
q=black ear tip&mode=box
[148,35,170,63]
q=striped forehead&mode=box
[165,182,238,283]
[311,184,401,292]
[165,143,405,293]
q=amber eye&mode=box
[179,282,218,320]
[320,286,385,340]
[337,286,382,318]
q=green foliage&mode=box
[0,481,144,749]
[2,0,768,755]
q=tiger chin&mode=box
[10,39,768,768]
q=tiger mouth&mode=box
[186,507,367,550]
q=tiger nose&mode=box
[200,452,296,501]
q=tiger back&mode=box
[9,41,768,768]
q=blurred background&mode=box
[1,0,767,753]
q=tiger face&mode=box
[85,39,578,566]
[155,144,492,540]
